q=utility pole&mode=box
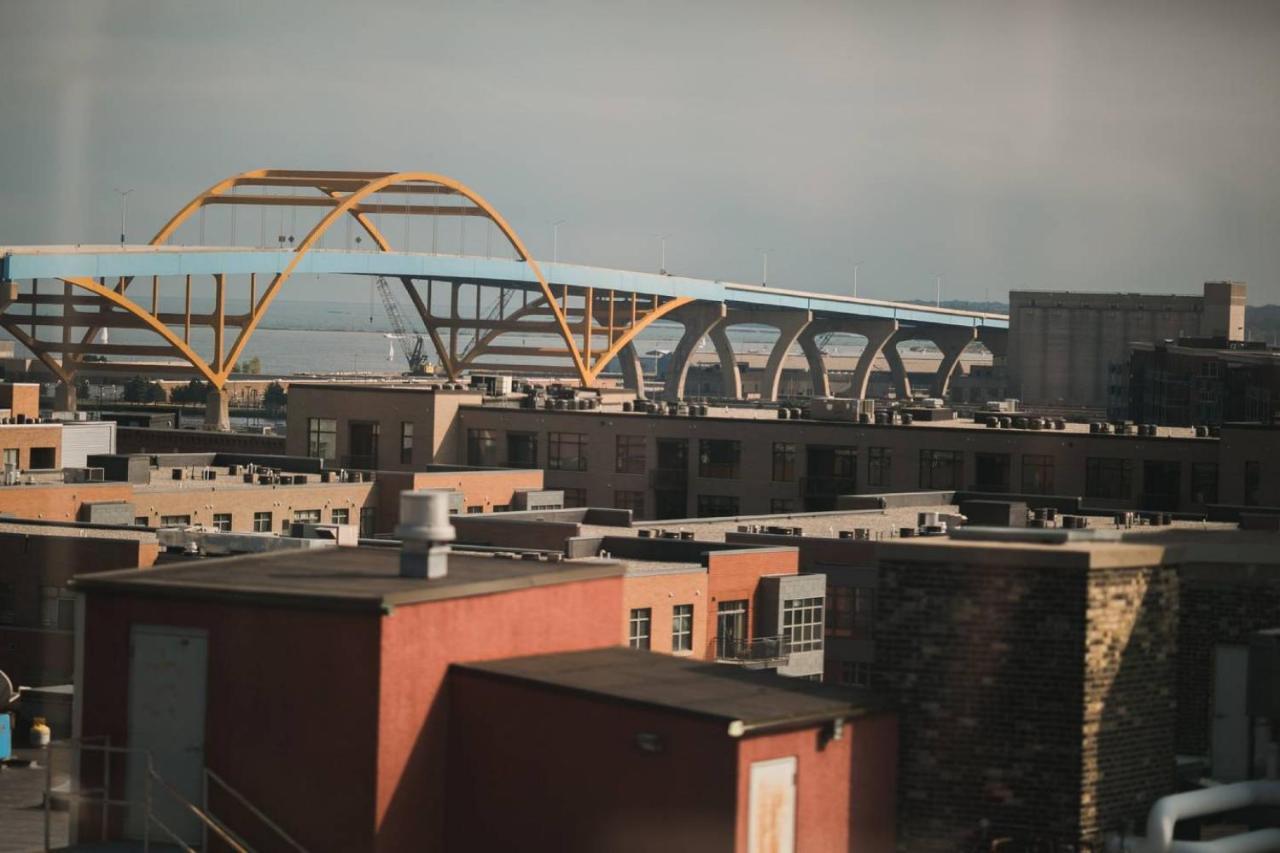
[114,187,134,246]
[552,220,565,264]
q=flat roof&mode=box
[73,546,622,612]
[0,520,157,543]
[456,646,885,735]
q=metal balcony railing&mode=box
[713,635,790,667]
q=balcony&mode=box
[712,635,790,669]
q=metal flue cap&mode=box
[395,490,457,544]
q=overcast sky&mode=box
[2,0,1278,304]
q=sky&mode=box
[1,0,1279,304]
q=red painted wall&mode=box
[374,574,625,852]
[734,712,898,853]
[446,669,737,853]
[705,548,799,653]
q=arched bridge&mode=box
[0,169,1007,424]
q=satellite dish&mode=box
[0,670,15,707]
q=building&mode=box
[70,497,895,852]
[1009,281,1246,410]
[1113,336,1280,427]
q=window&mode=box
[614,490,645,516]
[698,439,741,479]
[716,600,748,658]
[919,450,963,490]
[212,513,232,532]
[973,453,1011,492]
[697,494,739,517]
[770,498,796,514]
[467,429,499,467]
[1245,461,1262,507]
[867,447,891,488]
[159,514,191,527]
[252,511,273,533]
[548,432,588,471]
[783,597,824,652]
[562,487,587,508]
[307,417,337,461]
[400,422,414,465]
[2,448,18,470]
[134,516,149,527]
[348,421,380,469]
[826,586,875,638]
[838,661,872,688]
[672,604,693,652]
[1021,454,1055,495]
[293,509,322,524]
[628,608,652,650]
[1191,463,1219,505]
[30,447,55,469]
[1085,458,1133,500]
[41,586,76,631]
[615,435,646,474]
[360,506,377,537]
[772,442,796,482]
[507,432,538,468]
[331,508,350,525]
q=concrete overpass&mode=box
[0,169,1007,426]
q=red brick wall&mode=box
[621,570,708,656]
[705,548,799,653]
[0,482,134,522]
[446,668,737,853]
[0,423,62,469]
[0,383,40,419]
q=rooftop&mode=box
[73,545,622,611]
[456,646,884,735]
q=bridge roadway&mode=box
[0,170,1007,428]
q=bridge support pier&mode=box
[54,380,77,413]
[204,387,231,431]
[662,304,727,401]
[799,333,829,398]
[618,342,647,399]
[727,309,812,402]
[798,318,899,400]
[929,327,979,399]
[884,332,913,400]
[707,324,742,400]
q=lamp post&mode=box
[853,261,861,299]
[935,274,942,307]
[552,220,565,264]
[114,187,134,246]
[760,249,771,286]
[656,235,667,275]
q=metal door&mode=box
[748,756,796,853]
[1211,644,1249,781]
[125,626,208,843]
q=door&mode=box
[717,600,748,659]
[125,626,208,843]
[348,421,380,469]
[1211,644,1249,781]
[748,756,796,853]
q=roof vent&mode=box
[395,490,456,579]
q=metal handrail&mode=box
[145,757,249,853]
[205,766,309,853]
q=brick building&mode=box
[1114,337,1280,427]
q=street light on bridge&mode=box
[760,248,771,286]
[552,220,566,264]
[113,187,133,246]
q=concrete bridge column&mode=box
[884,331,913,400]
[929,327,979,398]
[618,342,647,399]
[752,310,813,402]
[707,324,742,400]
[204,386,231,431]
[842,319,898,399]
[662,303,727,401]
[798,333,829,398]
[54,380,77,412]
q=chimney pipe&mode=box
[395,490,456,579]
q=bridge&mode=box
[0,169,1007,427]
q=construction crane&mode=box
[373,276,431,375]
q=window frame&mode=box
[628,607,652,650]
[548,432,589,472]
[672,604,694,652]
[307,417,338,461]
[772,442,797,482]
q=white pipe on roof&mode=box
[1130,780,1280,853]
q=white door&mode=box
[748,756,796,853]
[1211,644,1249,781]
[125,626,208,843]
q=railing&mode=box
[713,635,790,666]
[204,767,309,853]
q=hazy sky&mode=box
[2,0,1279,303]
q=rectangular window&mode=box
[331,508,350,525]
[548,432,588,471]
[772,442,796,482]
[134,516,149,527]
[698,439,741,479]
[628,608,652,650]
[2,448,17,470]
[252,511,273,533]
[867,447,891,488]
[1191,463,1219,505]
[40,586,76,631]
[783,597,824,652]
[359,506,376,537]
[307,417,337,461]
[826,586,875,638]
[1021,454,1055,495]
[507,432,538,468]
[562,487,587,508]
[973,452,1011,492]
[400,422,414,465]
[1085,457,1133,500]
[1245,461,1262,507]
[159,514,191,527]
[293,509,322,524]
[672,604,693,652]
[696,494,740,518]
[212,513,232,532]
[839,661,872,688]
[919,449,963,490]
[615,435,646,474]
[614,490,645,516]
[466,428,499,467]
[716,600,748,659]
